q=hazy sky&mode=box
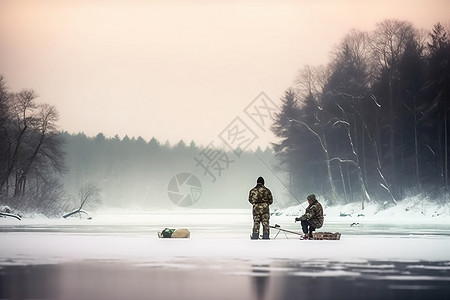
[1,0,449,148]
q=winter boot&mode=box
[300,234,309,240]
[262,233,270,240]
[250,233,259,240]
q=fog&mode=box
[61,132,293,210]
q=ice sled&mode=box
[312,232,341,240]
[158,228,190,238]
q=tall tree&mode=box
[370,19,416,197]
[14,103,63,196]
[321,30,375,207]
[271,89,302,200]
[0,89,38,193]
[397,35,427,192]
[294,65,328,101]
[0,83,66,215]
[0,76,10,198]
[423,23,450,190]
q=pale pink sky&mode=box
[1,0,449,148]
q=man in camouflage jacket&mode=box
[248,177,273,240]
[295,194,324,239]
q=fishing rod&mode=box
[254,152,306,210]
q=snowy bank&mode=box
[272,196,450,223]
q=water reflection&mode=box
[278,260,450,300]
[1,260,449,300]
[251,264,270,300]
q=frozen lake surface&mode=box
[1,209,450,300]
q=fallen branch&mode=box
[0,212,21,220]
[62,183,100,219]
[62,209,92,219]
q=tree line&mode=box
[61,132,276,209]
[272,20,450,208]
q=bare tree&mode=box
[0,76,9,128]
[14,103,61,196]
[0,78,67,216]
[0,76,10,198]
[294,65,329,100]
[63,183,101,219]
[0,90,38,194]
[332,30,371,68]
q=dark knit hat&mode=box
[257,177,265,185]
[307,194,316,202]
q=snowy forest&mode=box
[1,19,450,217]
[272,20,450,208]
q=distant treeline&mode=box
[272,20,450,207]
[61,132,277,209]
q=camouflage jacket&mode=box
[248,184,273,215]
[300,199,324,229]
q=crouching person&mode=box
[295,194,323,240]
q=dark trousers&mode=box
[301,220,315,237]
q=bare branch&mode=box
[288,118,328,154]
[78,183,101,210]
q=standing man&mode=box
[248,176,273,240]
[295,194,324,239]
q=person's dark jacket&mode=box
[298,198,323,229]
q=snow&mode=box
[273,195,450,223]
[1,231,449,267]
[1,204,450,267]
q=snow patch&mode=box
[274,196,450,222]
